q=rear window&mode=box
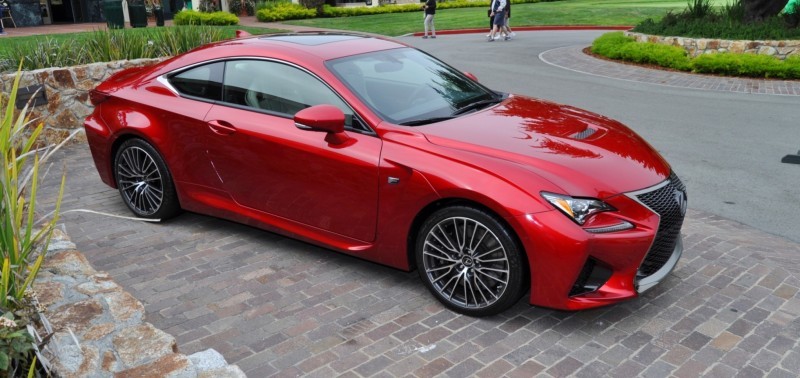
[169,62,224,102]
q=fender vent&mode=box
[570,128,597,140]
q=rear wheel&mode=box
[114,139,180,220]
[416,206,525,317]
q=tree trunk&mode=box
[743,0,788,22]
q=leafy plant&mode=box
[0,25,253,72]
[0,313,34,373]
[0,67,68,377]
[686,0,712,19]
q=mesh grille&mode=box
[570,128,597,140]
[635,172,686,277]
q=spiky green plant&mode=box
[0,67,67,375]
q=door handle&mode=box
[207,120,237,135]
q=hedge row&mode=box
[174,10,240,25]
[591,31,800,79]
[256,3,317,22]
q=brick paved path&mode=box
[540,46,800,97]
[37,143,800,377]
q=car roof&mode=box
[204,32,407,62]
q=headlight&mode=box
[541,192,614,225]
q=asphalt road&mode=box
[403,30,800,243]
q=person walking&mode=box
[422,0,437,39]
[502,0,515,40]
[487,0,507,41]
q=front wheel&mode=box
[114,139,180,220]
[416,206,526,317]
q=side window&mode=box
[222,59,359,129]
[169,62,224,102]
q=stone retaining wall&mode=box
[34,229,246,378]
[625,31,800,60]
[0,59,165,145]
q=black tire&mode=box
[114,139,181,220]
[415,206,526,317]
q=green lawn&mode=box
[284,0,724,36]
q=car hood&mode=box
[420,95,671,198]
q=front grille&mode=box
[635,172,686,277]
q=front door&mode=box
[203,59,382,242]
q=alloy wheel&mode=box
[116,146,164,216]
[421,216,511,309]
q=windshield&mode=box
[327,47,500,125]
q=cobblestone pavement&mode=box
[37,142,800,377]
[539,45,800,97]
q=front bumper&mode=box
[637,237,682,293]
[512,174,686,311]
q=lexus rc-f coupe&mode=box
[84,32,687,317]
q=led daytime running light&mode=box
[541,192,613,225]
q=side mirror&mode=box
[295,105,354,146]
[294,104,345,134]
[464,72,479,82]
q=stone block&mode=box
[106,290,146,326]
[189,348,228,371]
[32,281,65,307]
[43,250,97,277]
[198,366,248,378]
[49,298,104,333]
[113,323,179,368]
[76,274,122,296]
[757,46,777,56]
[49,341,100,378]
[84,323,116,341]
[115,353,195,378]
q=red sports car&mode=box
[84,32,687,317]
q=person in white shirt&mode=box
[487,0,507,42]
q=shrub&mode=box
[255,0,291,12]
[591,31,800,79]
[592,31,691,70]
[299,0,325,15]
[256,2,317,22]
[632,0,800,40]
[590,31,635,59]
[173,10,239,25]
[691,52,800,79]
[321,3,420,18]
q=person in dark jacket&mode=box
[422,0,437,39]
